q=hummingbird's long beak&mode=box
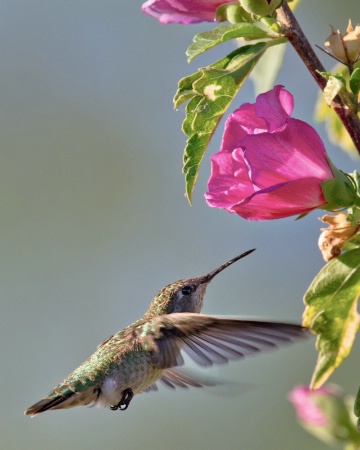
[200,249,256,284]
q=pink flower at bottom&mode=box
[141,0,234,24]
[205,86,335,220]
[288,385,336,426]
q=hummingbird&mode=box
[25,249,306,417]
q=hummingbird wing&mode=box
[136,313,307,369]
[144,368,217,392]
[159,369,208,389]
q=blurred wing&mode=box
[159,369,205,389]
[139,313,307,369]
[143,368,215,392]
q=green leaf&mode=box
[173,71,202,107]
[350,68,360,97]
[303,249,360,389]
[318,70,346,87]
[355,386,360,418]
[343,231,360,251]
[175,41,285,203]
[320,158,357,210]
[186,23,276,62]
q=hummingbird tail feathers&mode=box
[24,393,74,417]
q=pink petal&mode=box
[231,178,327,220]
[255,85,294,132]
[141,0,233,24]
[241,119,334,189]
[289,385,337,426]
[220,104,267,152]
[219,86,295,153]
[205,150,254,210]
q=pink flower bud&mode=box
[205,86,337,220]
[141,0,235,24]
[289,385,334,426]
[289,384,360,447]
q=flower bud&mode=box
[239,0,282,17]
[289,385,360,447]
[216,3,253,24]
[320,159,357,212]
[325,21,360,64]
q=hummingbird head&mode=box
[144,249,255,317]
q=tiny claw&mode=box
[109,388,134,411]
[119,388,133,410]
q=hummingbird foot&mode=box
[109,388,134,411]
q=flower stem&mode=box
[276,1,360,155]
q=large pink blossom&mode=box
[141,0,234,24]
[205,86,335,220]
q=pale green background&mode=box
[2,1,360,449]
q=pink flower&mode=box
[290,385,360,446]
[288,385,333,426]
[141,0,234,24]
[205,86,335,220]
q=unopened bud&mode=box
[289,384,360,447]
[239,0,282,17]
[325,20,360,64]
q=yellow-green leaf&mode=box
[303,249,360,389]
[186,23,275,62]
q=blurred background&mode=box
[1,1,360,449]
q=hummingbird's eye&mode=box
[181,285,195,296]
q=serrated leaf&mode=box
[174,72,202,108]
[186,23,275,62]
[303,249,360,389]
[175,41,285,202]
[350,68,360,97]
